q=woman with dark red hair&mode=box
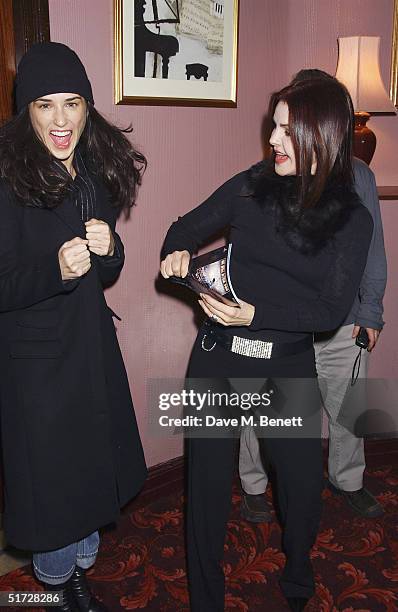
[161,78,373,611]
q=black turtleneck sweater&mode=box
[162,165,373,343]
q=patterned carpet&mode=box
[2,440,398,612]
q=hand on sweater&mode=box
[199,293,255,327]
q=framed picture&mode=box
[114,0,239,106]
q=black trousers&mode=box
[186,328,323,611]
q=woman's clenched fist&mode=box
[160,250,190,279]
[58,237,91,281]
[85,218,115,256]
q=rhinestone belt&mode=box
[201,322,313,360]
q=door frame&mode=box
[0,0,50,123]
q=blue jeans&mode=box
[33,531,99,585]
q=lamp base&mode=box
[353,112,376,165]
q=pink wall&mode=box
[48,0,287,466]
[48,0,398,465]
[284,0,395,183]
[276,0,398,376]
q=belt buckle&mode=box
[231,336,273,359]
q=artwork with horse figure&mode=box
[114,0,239,105]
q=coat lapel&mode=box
[52,195,86,238]
[90,176,115,226]
[51,159,114,237]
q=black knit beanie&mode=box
[15,42,94,112]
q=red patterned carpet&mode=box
[2,440,398,612]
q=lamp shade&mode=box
[335,36,396,113]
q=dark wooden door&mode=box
[0,0,16,124]
[0,0,50,123]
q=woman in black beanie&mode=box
[0,42,147,611]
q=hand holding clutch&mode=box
[199,293,255,327]
[160,250,191,279]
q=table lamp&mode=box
[335,36,396,164]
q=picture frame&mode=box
[114,0,239,106]
[390,0,398,106]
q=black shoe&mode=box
[69,566,108,612]
[44,581,78,612]
[328,482,384,518]
[240,492,272,523]
[286,596,309,611]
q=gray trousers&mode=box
[239,324,368,493]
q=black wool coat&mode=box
[0,177,147,551]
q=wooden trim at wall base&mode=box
[136,438,397,505]
[135,456,184,506]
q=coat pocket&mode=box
[16,309,59,329]
[10,340,62,359]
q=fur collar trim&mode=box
[244,160,361,254]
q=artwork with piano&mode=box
[115,0,239,105]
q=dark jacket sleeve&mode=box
[161,172,246,258]
[0,185,77,313]
[92,198,125,287]
[93,230,125,288]
[352,158,387,329]
[250,206,374,333]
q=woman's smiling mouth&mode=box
[274,150,289,164]
[49,130,72,149]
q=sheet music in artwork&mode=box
[177,0,224,54]
[207,21,224,53]
[210,1,224,18]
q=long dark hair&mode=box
[0,103,147,212]
[270,78,354,208]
